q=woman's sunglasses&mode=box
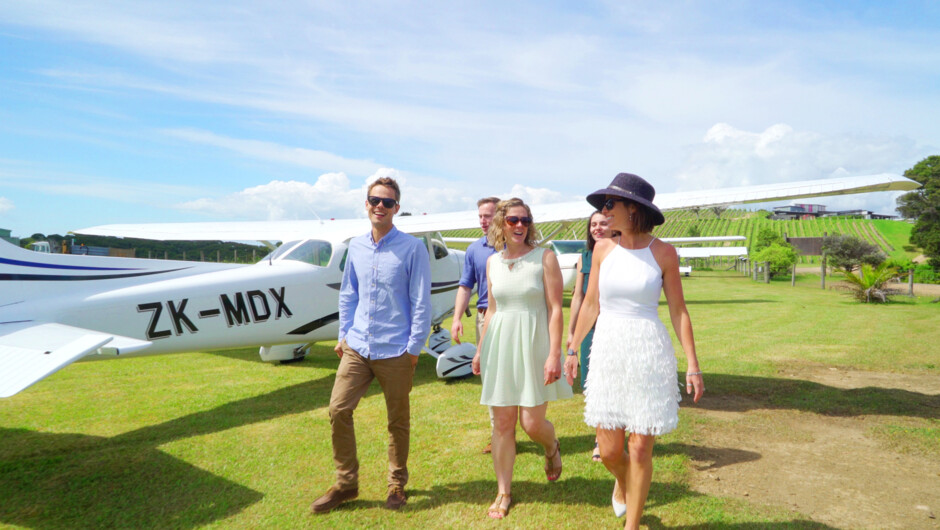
[602,197,627,211]
[367,196,398,208]
[505,216,533,227]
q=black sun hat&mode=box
[586,172,665,226]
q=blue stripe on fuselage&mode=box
[0,256,141,271]
[0,267,192,281]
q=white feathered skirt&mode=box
[583,313,681,435]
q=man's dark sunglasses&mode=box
[602,197,627,211]
[505,216,533,227]
[367,196,398,208]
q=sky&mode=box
[1,1,938,238]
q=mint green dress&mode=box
[479,248,573,407]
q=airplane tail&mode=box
[0,238,200,308]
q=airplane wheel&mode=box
[279,355,307,365]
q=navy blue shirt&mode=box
[458,236,496,309]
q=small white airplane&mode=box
[548,236,749,285]
[0,173,919,397]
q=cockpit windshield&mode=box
[260,240,333,267]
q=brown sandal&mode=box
[544,439,562,481]
[487,493,511,519]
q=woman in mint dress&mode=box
[471,198,572,519]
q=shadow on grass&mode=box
[0,428,264,530]
[0,348,450,528]
[688,373,939,419]
[401,476,833,528]
[500,437,761,475]
[642,514,834,529]
[206,342,339,366]
[681,299,779,305]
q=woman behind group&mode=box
[566,210,612,462]
[565,173,704,530]
[472,198,572,520]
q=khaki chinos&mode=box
[329,341,414,490]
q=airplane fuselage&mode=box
[1,233,461,361]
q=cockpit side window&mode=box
[419,234,449,260]
[432,239,448,259]
[261,240,300,262]
[283,240,333,267]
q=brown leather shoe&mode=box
[385,485,407,510]
[311,485,358,514]
[482,441,492,454]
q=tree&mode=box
[840,262,900,303]
[897,155,940,268]
[710,205,728,219]
[752,242,797,277]
[821,234,885,274]
[686,223,702,238]
[754,227,785,250]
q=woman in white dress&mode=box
[564,173,704,530]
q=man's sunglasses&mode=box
[505,216,533,227]
[602,197,627,211]
[367,196,398,208]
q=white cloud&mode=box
[674,123,923,190]
[2,2,938,231]
[177,174,365,221]
[163,129,385,177]
[668,123,925,215]
[502,184,572,206]
[176,168,475,221]
[0,197,13,213]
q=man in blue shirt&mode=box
[451,196,499,453]
[312,177,432,514]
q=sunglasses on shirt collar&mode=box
[367,196,398,208]
[505,216,533,227]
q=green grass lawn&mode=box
[1,272,937,529]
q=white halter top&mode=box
[598,239,662,321]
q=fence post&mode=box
[820,253,826,290]
[763,261,770,283]
[791,262,796,286]
[909,270,914,297]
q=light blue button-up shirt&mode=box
[338,226,432,358]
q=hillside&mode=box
[443,209,917,264]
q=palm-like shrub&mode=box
[840,263,900,303]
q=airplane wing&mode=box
[71,219,372,245]
[677,246,749,258]
[653,173,918,211]
[73,174,919,243]
[0,323,151,398]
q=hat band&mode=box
[610,185,641,200]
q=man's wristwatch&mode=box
[566,348,578,357]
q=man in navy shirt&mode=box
[451,196,499,453]
[312,177,432,514]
